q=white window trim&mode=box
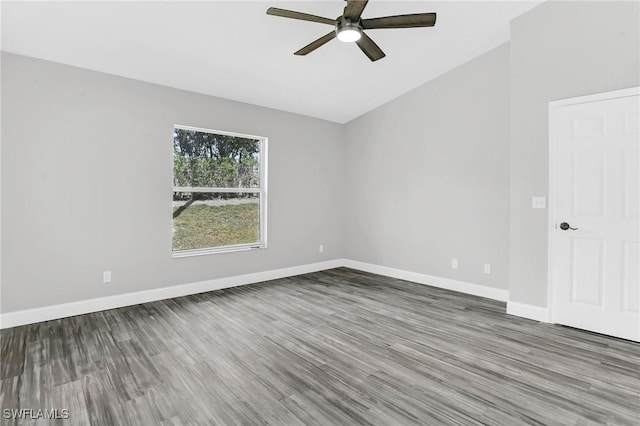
[171,125,268,258]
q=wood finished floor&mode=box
[1,268,639,425]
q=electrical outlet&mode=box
[451,258,458,269]
[484,264,491,274]
[103,271,112,283]
[319,244,324,253]
[531,196,546,209]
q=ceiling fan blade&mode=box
[267,7,336,26]
[361,13,437,29]
[294,31,337,56]
[343,0,369,21]
[356,32,385,62]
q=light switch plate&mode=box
[531,196,546,209]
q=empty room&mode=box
[1,1,639,424]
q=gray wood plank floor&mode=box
[1,268,639,425]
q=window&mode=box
[172,125,267,257]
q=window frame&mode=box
[171,125,268,258]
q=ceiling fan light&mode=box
[337,27,361,42]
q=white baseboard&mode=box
[0,259,344,329]
[343,259,509,302]
[506,301,550,323]
[1,258,514,329]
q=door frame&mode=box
[547,86,640,324]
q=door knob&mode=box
[559,222,578,230]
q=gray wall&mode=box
[509,1,640,307]
[3,0,638,314]
[1,52,344,313]
[344,44,510,290]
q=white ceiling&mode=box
[1,1,541,123]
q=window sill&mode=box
[172,243,266,258]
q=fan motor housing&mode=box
[335,16,363,36]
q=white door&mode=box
[550,88,639,342]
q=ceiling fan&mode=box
[266,0,436,62]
